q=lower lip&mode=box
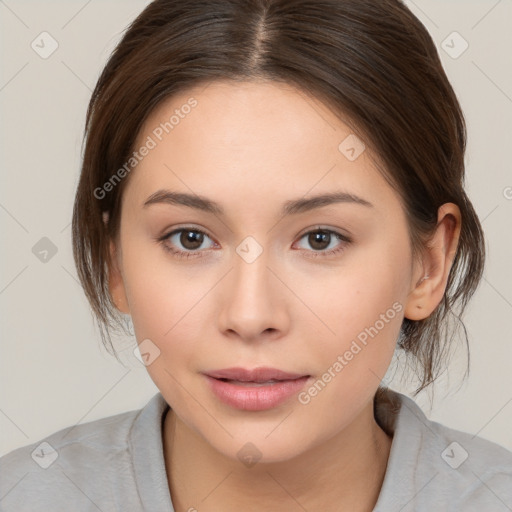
[204,375,311,411]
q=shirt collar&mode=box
[130,392,174,510]
[130,387,424,511]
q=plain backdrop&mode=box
[1,0,511,457]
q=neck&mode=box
[163,397,393,512]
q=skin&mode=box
[108,80,461,511]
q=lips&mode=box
[204,367,309,383]
[203,367,312,411]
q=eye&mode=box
[157,226,351,260]
[293,228,351,258]
[158,227,217,259]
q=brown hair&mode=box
[72,0,485,395]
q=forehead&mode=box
[125,80,397,214]
[136,79,349,153]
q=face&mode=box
[110,80,421,463]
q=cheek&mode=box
[120,244,205,365]
[301,239,408,373]
[121,234,192,332]
[293,268,404,429]
[124,259,208,407]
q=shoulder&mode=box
[0,403,144,511]
[375,389,512,511]
[423,412,512,510]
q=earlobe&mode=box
[107,240,130,315]
[404,270,433,321]
[404,203,461,321]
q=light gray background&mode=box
[1,0,511,457]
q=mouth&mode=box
[203,367,312,411]
[204,367,309,382]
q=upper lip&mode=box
[204,367,309,382]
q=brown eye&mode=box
[294,228,351,258]
[159,227,216,258]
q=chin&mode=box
[202,427,316,467]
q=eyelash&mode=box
[156,227,351,260]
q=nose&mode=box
[216,249,290,343]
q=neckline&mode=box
[130,388,422,511]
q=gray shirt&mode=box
[1,388,511,511]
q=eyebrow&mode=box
[143,189,374,216]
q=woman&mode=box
[1,1,511,510]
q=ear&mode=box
[404,202,461,321]
[108,239,131,315]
